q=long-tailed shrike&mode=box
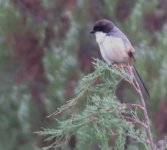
[90,19,149,96]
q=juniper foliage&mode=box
[37,60,155,150]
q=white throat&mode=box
[95,32,106,43]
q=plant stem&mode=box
[137,89,155,150]
[132,71,155,150]
[47,76,100,118]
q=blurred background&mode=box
[0,0,167,149]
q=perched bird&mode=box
[90,19,149,96]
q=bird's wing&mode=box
[109,27,149,96]
[110,27,135,54]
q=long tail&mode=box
[132,64,150,96]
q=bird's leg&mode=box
[112,62,125,70]
[113,64,121,70]
[125,64,140,90]
[112,63,134,81]
[125,63,132,74]
[122,63,131,74]
[122,63,134,82]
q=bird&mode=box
[90,19,149,96]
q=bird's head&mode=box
[90,19,115,34]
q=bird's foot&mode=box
[113,64,129,71]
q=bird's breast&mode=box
[98,36,129,64]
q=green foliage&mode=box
[37,60,151,150]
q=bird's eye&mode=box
[106,32,111,36]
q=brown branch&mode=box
[47,99,75,118]
[121,115,147,128]
[125,103,144,111]
[111,131,150,145]
[47,76,100,118]
[127,65,155,150]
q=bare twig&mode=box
[47,99,76,118]
[121,115,147,128]
[47,76,100,118]
[125,103,144,111]
[126,65,155,150]
[111,131,150,145]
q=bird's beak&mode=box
[90,30,95,34]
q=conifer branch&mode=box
[38,60,158,150]
[124,65,155,150]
